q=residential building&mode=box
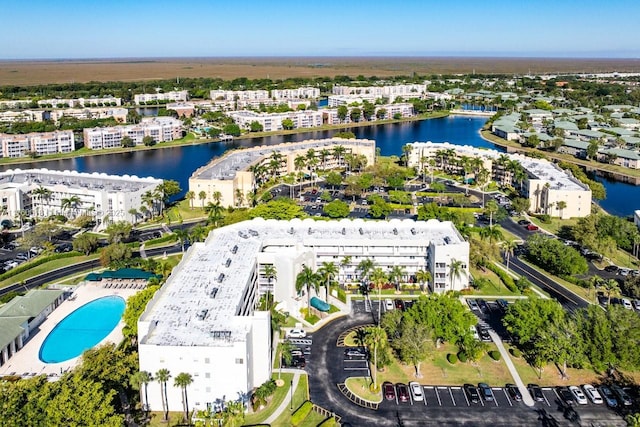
[210,89,269,102]
[0,290,66,368]
[558,139,591,159]
[134,91,189,105]
[634,210,640,229]
[138,217,468,412]
[0,168,162,228]
[37,96,121,108]
[0,100,32,110]
[0,131,74,158]
[597,148,640,169]
[323,103,414,125]
[0,110,45,123]
[189,138,376,208]
[83,117,182,150]
[332,83,428,102]
[406,142,592,218]
[271,87,320,99]
[228,110,323,133]
[49,107,128,123]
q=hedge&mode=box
[447,353,458,364]
[486,263,518,293]
[318,417,337,427]
[0,251,83,282]
[457,352,468,363]
[125,233,178,248]
[509,348,522,358]
[291,400,313,427]
[489,350,501,361]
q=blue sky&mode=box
[1,0,638,59]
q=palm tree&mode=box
[448,259,466,291]
[364,326,387,388]
[130,370,153,413]
[339,255,352,284]
[128,208,139,224]
[332,145,346,168]
[479,225,504,245]
[198,191,207,209]
[61,195,81,217]
[484,199,499,227]
[556,200,567,218]
[370,267,387,325]
[174,372,194,423]
[155,368,171,421]
[419,156,428,183]
[294,154,306,193]
[263,264,277,309]
[603,278,621,305]
[234,189,244,208]
[415,269,432,292]
[388,265,406,291]
[205,202,224,227]
[185,191,195,210]
[502,239,518,273]
[319,148,331,170]
[475,167,490,208]
[142,191,156,219]
[428,158,436,184]
[174,228,190,252]
[295,265,318,311]
[317,261,338,302]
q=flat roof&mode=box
[140,218,464,347]
[191,138,375,181]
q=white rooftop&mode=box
[140,218,464,347]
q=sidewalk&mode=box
[488,330,535,407]
[264,372,301,424]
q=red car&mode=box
[526,224,539,231]
[397,383,410,402]
[383,382,396,401]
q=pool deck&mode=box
[0,282,138,379]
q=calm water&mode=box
[39,295,125,363]
[2,116,637,217]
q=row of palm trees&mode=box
[29,186,86,218]
[130,369,193,424]
[185,190,223,210]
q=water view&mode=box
[1,116,637,217]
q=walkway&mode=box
[263,372,301,424]
[488,330,535,407]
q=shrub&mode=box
[291,400,313,426]
[457,352,468,363]
[336,287,347,303]
[509,348,522,358]
[489,350,501,361]
[485,263,518,293]
[536,214,551,224]
[447,353,458,364]
[0,251,82,282]
[318,417,337,427]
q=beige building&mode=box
[406,142,592,219]
[83,117,182,149]
[190,138,376,208]
[134,91,189,105]
[49,107,128,123]
[0,131,74,158]
[229,110,323,132]
[37,96,121,108]
[0,110,45,123]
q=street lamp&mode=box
[290,379,294,411]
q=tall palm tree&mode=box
[484,199,499,227]
[339,255,352,284]
[155,368,171,421]
[263,264,277,309]
[295,265,318,311]
[556,200,567,218]
[234,189,244,208]
[603,278,620,305]
[502,239,518,273]
[128,208,139,224]
[318,261,338,302]
[174,228,190,252]
[370,267,387,324]
[205,202,224,227]
[185,191,195,210]
[130,370,153,413]
[61,195,81,217]
[479,224,504,245]
[198,190,207,209]
[319,149,331,170]
[294,154,306,193]
[388,265,406,291]
[415,270,432,292]
[364,326,387,388]
[174,372,194,423]
[142,191,156,219]
[476,167,490,208]
[332,145,346,168]
[448,259,466,291]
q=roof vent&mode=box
[217,273,225,283]
[411,228,416,235]
[209,287,219,298]
[225,258,232,268]
[231,245,238,254]
[359,228,364,235]
[341,228,346,235]
[393,228,398,235]
[308,227,313,235]
[288,227,294,235]
[249,229,259,237]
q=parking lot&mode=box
[283,336,313,370]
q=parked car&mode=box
[496,299,509,312]
[383,382,396,401]
[286,329,307,339]
[526,224,539,231]
[599,385,618,408]
[290,349,303,357]
[470,325,480,341]
[582,384,603,404]
[288,356,306,368]
[344,348,367,359]
[477,299,489,312]
[384,299,394,311]
[478,327,492,342]
[569,386,588,405]
[611,385,633,406]
[556,387,574,406]
[397,383,410,402]
[604,265,619,273]
[467,299,480,311]
[478,383,494,401]
[506,384,522,402]
[409,382,424,402]
[464,384,480,404]
[622,298,633,310]
[517,219,530,226]
[528,384,545,402]
[633,300,640,311]
[394,299,405,311]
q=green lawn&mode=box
[269,374,309,427]
[242,373,295,426]
[345,377,382,402]
[470,266,520,296]
[0,254,95,289]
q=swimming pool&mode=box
[39,295,126,363]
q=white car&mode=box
[582,384,603,404]
[470,325,480,341]
[569,386,588,405]
[409,381,424,401]
[384,299,394,311]
[286,329,306,339]
[622,298,633,310]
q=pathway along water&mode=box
[0,116,636,217]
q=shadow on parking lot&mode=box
[535,408,560,427]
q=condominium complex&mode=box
[37,96,121,108]
[0,131,74,158]
[83,117,182,149]
[138,217,469,412]
[134,91,189,105]
[0,110,45,123]
[0,168,163,228]
[228,110,323,132]
[189,138,376,208]
[323,103,414,125]
[49,107,128,123]
[406,142,592,218]
[270,87,320,99]
[210,88,319,110]
[332,83,428,102]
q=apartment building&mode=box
[83,117,182,150]
[271,87,320,99]
[190,138,376,208]
[37,96,121,108]
[138,217,468,412]
[134,91,189,105]
[49,107,128,123]
[228,110,323,132]
[0,131,74,158]
[406,142,592,218]
[0,110,45,123]
[0,168,162,228]
[323,103,414,125]
[332,83,428,102]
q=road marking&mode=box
[449,387,457,406]
[423,387,428,406]
[460,388,468,406]
[503,388,513,407]
[435,387,442,406]
[343,367,369,371]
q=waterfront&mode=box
[1,116,637,217]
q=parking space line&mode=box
[449,387,457,406]
[544,390,552,407]
[502,388,512,407]
[435,387,442,406]
[343,367,369,371]
[422,387,428,406]
[409,393,413,406]
[492,388,500,406]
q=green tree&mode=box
[142,135,156,146]
[185,191,195,210]
[249,121,263,132]
[363,326,390,387]
[249,199,306,220]
[198,190,207,209]
[155,369,171,422]
[72,232,99,255]
[415,270,432,292]
[296,265,319,311]
[502,239,518,273]
[323,199,350,218]
[263,264,277,309]
[121,136,135,148]
[130,371,153,413]
[174,372,194,423]
[587,140,599,160]
[511,197,530,215]
[105,220,132,244]
[223,123,241,136]
[281,118,295,130]
[325,171,342,189]
[99,242,132,267]
[205,201,224,226]
[448,259,466,291]
[318,261,338,302]
[395,320,432,378]
[337,105,348,123]
[368,196,392,219]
